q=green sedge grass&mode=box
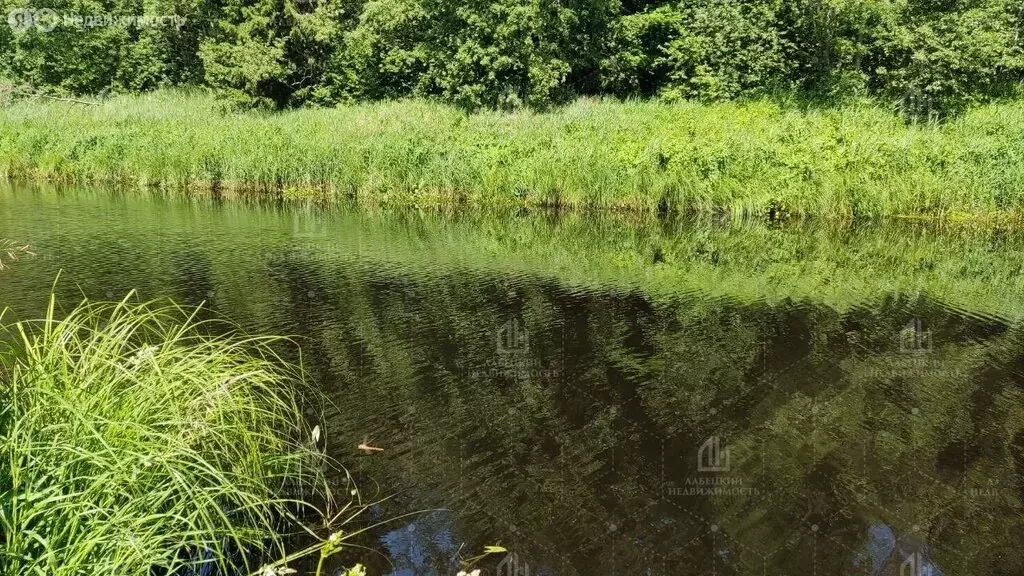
[0,293,339,575]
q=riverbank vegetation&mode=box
[0,294,351,575]
[2,0,1023,119]
[3,0,1024,217]
[3,92,1024,219]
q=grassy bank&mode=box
[2,92,1024,219]
[0,295,337,575]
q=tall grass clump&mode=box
[0,294,328,575]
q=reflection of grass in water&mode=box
[0,294,337,575]
[3,184,1023,320]
[294,208,1024,320]
[3,190,1014,573]
[3,92,1024,219]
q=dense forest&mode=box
[2,0,1023,116]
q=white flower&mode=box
[456,570,481,576]
[127,345,159,367]
[260,566,296,576]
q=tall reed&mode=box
[2,91,1024,219]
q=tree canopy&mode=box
[2,0,1023,116]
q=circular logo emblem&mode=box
[6,8,35,33]
[33,8,58,32]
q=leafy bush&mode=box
[871,0,1024,119]
[600,5,683,97]
[199,0,360,108]
[661,0,794,100]
[0,0,1022,112]
[1,0,206,95]
[338,0,617,109]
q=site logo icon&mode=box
[497,317,529,354]
[496,552,530,576]
[697,436,730,472]
[7,8,58,33]
[900,552,922,576]
[898,319,932,355]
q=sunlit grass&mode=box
[0,294,330,575]
[2,91,1024,218]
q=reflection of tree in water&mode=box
[265,260,1024,576]
[6,188,1024,574]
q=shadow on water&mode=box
[2,184,1023,575]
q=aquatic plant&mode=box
[0,294,330,575]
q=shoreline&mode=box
[4,175,1024,229]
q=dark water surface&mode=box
[3,185,1024,576]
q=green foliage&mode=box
[600,5,683,97]
[199,0,360,109]
[416,0,577,110]
[0,295,327,574]
[1,0,1021,112]
[0,0,205,95]
[336,0,432,101]
[199,0,293,109]
[4,92,1024,218]
[664,0,795,100]
[339,0,617,109]
[871,0,1024,118]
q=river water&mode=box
[2,185,1023,575]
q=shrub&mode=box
[871,0,1024,119]
[1,0,206,95]
[2,0,1022,112]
